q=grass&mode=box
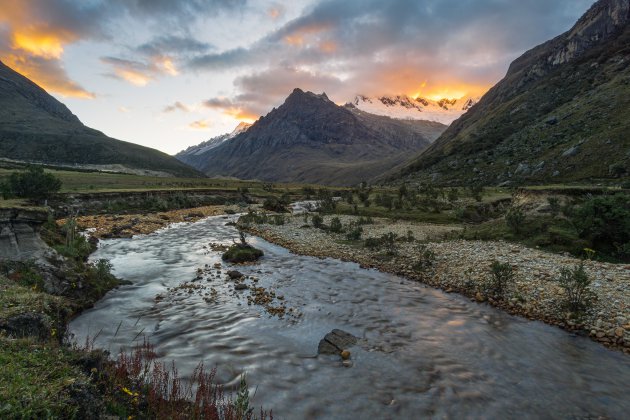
[0,337,93,419]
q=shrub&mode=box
[1,166,61,201]
[505,207,526,234]
[547,196,561,217]
[329,217,343,233]
[271,215,285,225]
[571,193,630,261]
[488,261,514,298]
[345,225,363,241]
[412,244,436,272]
[357,216,374,225]
[222,245,264,263]
[556,263,595,313]
[311,214,324,229]
[364,233,397,255]
[262,197,287,212]
[469,184,484,202]
[222,232,263,263]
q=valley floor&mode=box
[242,214,630,354]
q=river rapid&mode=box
[70,215,630,419]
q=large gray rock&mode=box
[317,329,358,355]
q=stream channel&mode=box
[70,215,630,419]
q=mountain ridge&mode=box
[177,88,446,186]
[0,60,202,178]
[389,0,630,186]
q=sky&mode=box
[0,0,595,155]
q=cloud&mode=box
[189,0,594,110]
[163,101,192,113]
[201,66,344,120]
[101,55,181,86]
[0,0,247,95]
[188,119,213,130]
[0,0,101,97]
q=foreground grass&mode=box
[0,337,92,418]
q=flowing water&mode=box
[70,216,630,419]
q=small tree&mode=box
[2,166,61,201]
[556,263,594,313]
[488,261,514,298]
[329,217,343,233]
[505,207,525,234]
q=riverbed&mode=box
[70,215,630,419]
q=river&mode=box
[69,215,630,419]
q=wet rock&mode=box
[318,329,358,355]
[235,283,249,290]
[342,360,353,368]
[227,270,244,280]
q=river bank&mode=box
[58,204,237,238]
[242,214,630,354]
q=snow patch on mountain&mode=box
[177,122,251,157]
[350,94,478,125]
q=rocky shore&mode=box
[60,205,235,238]
[243,214,630,354]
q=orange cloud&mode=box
[2,54,95,98]
[0,7,93,98]
[319,41,337,53]
[114,69,151,86]
[282,23,332,47]
[189,119,212,130]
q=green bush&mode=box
[488,261,514,298]
[262,197,287,212]
[505,207,526,234]
[311,214,324,229]
[329,217,343,233]
[345,225,363,241]
[1,166,61,201]
[222,244,264,263]
[571,193,630,261]
[556,263,594,313]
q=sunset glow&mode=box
[12,32,65,59]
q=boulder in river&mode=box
[227,270,244,279]
[318,329,358,355]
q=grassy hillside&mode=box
[390,7,630,187]
[0,60,201,178]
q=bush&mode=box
[262,197,287,212]
[311,214,324,229]
[556,263,595,313]
[222,245,264,263]
[345,225,363,241]
[1,166,61,201]
[488,261,514,298]
[364,233,397,255]
[571,193,630,261]
[505,207,526,234]
[329,217,343,233]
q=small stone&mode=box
[227,270,244,280]
[234,283,249,290]
[341,350,351,360]
[615,328,625,338]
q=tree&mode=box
[1,166,62,201]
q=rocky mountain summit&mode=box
[391,0,630,186]
[178,88,446,185]
[0,60,200,177]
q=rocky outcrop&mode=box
[317,329,358,355]
[0,207,50,260]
